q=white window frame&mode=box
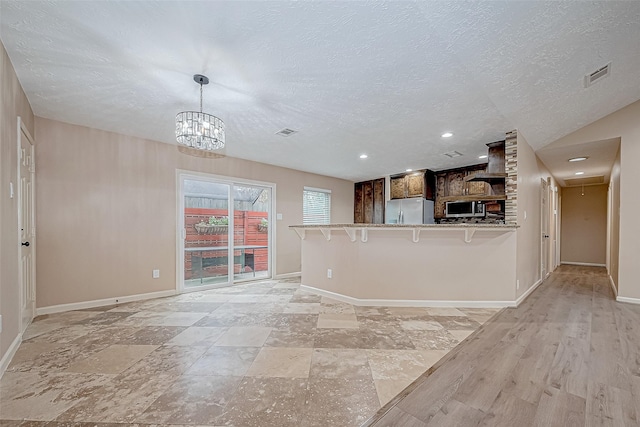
[303,186,331,225]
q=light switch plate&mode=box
[152,269,160,279]
[276,213,283,220]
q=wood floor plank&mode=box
[586,382,639,425]
[532,387,585,427]
[547,335,590,398]
[452,339,526,412]
[478,391,536,427]
[367,266,640,427]
[425,398,484,427]
[371,407,427,427]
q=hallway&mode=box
[366,265,639,426]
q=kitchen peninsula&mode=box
[291,223,520,307]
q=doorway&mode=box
[18,118,36,333]
[178,172,274,292]
[540,178,550,279]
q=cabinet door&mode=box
[406,174,424,198]
[447,171,465,196]
[354,182,364,223]
[436,173,447,198]
[390,177,405,199]
[466,179,488,195]
[372,178,385,224]
[363,181,374,224]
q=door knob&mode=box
[22,241,30,246]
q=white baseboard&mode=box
[300,285,515,308]
[35,289,177,316]
[617,296,640,305]
[0,333,22,379]
[274,272,301,279]
[514,278,543,307]
[561,261,606,267]
[609,275,618,298]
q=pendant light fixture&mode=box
[176,74,225,151]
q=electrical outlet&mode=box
[152,269,160,279]
[327,269,332,279]
[517,280,520,290]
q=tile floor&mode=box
[0,277,499,427]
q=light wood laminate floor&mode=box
[366,265,640,427]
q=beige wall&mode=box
[560,185,607,265]
[608,148,621,291]
[548,100,640,300]
[1,43,35,363]
[34,118,353,308]
[515,132,557,298]
[301,228,518,303]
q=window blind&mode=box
[303,187,331,224]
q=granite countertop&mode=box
[289,223,518,229]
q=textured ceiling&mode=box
[1,1,639,182]
[536,138,620,188]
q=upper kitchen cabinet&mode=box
[354,178,385,224]
[389,170,436,200]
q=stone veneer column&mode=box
[504,130,518,225]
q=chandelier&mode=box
[176,74,225,150]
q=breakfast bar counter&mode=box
[290,223,520,307]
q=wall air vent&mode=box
[275,128,298,137]
[564,175,605,187]
[584,62,611,88]
[443,151,463,158]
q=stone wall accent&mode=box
[505,130,518,225]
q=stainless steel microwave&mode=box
[445,201,486,218]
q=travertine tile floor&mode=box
[0,277,499,427]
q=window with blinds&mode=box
[303,187,331,224]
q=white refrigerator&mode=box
[385,198,435,224]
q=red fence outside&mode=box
[184,208,268,279]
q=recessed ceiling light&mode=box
[568,157,588,162]
[479,155,488,159]
[406,169,413,172]
[359,154,368,159]
[441,132,453,138]
[575,171,585,175]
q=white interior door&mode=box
[540,178,549,279]
[18,119,36,332]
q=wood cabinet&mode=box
[434,140,507,220]
[390,170,435,200]
[354,178,385,224]
[434,164,500,218]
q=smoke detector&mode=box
[584,63,611,88]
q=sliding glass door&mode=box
[182,178,232,289]
[179,173,272,292]
[232,185,271,281]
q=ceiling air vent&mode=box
[584,62,611,88]
[564,175,605,187]
[443,150,463,158]
[275,128,298,137]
